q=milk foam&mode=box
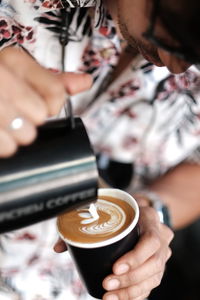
[78,199,126,235]
[78,203,99,225]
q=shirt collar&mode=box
[55,0,97,7]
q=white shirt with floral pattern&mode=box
[0,1,200,299]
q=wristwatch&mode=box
[136,190,172,228]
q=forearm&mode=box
[148,163,200,230]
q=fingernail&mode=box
[106,279,120,290]
[115,263,129,275]
[105,294,119,300]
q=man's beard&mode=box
[117,17,163,66]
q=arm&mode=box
[148,162,200,230]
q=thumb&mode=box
[58,72,93,95]
[53,238,68,253]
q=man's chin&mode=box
[139,48,164,66]
[153,61,165,67]
[165,64,190,74]
[142,53,164,67]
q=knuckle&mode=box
[19,129,37,145]
[19,97,48,125]
[47,82,65,99]
[162,224,174,243]
[166,247,172,260]
[147,206,160,221]
[154,272,162,288]
[67,83,77,95]
[168,228,174,242]
[46,83,65,115]
[146,230,161,250]
[125,287,133,299]
[129,270,139,285]
[32,106,48,125]
[154,254,164,271]
[115,288,129,300]
[128,285,144,299]
[124,273,133,287]
[135,292,150,300]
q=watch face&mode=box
[62,0,96,7]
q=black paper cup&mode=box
[57,188,139,299]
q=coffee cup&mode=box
[57,188,139,299]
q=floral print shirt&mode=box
[0,1,200,299]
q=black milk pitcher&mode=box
[0,117,98,233]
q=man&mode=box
[115,0,196,74]
[0,0,199,299]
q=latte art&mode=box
[57,195,135,244]
[78,203,99,225]
[79,200,126,235]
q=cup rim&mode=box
[57,188,139,249]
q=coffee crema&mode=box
[57,195,135,244]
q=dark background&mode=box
[149,219,200,300]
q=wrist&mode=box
[134,193,152,207]
[134,189,172,228]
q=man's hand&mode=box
[54,238,68,252]
[0,47,92,157]
[54,205,173,300]
[102,206,174,300]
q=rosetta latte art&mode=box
[78,200,126,235]
[57,195,135,243]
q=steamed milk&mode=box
[57,195,135,244]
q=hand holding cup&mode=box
[56,189,174,300]
[57,188,140,299]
